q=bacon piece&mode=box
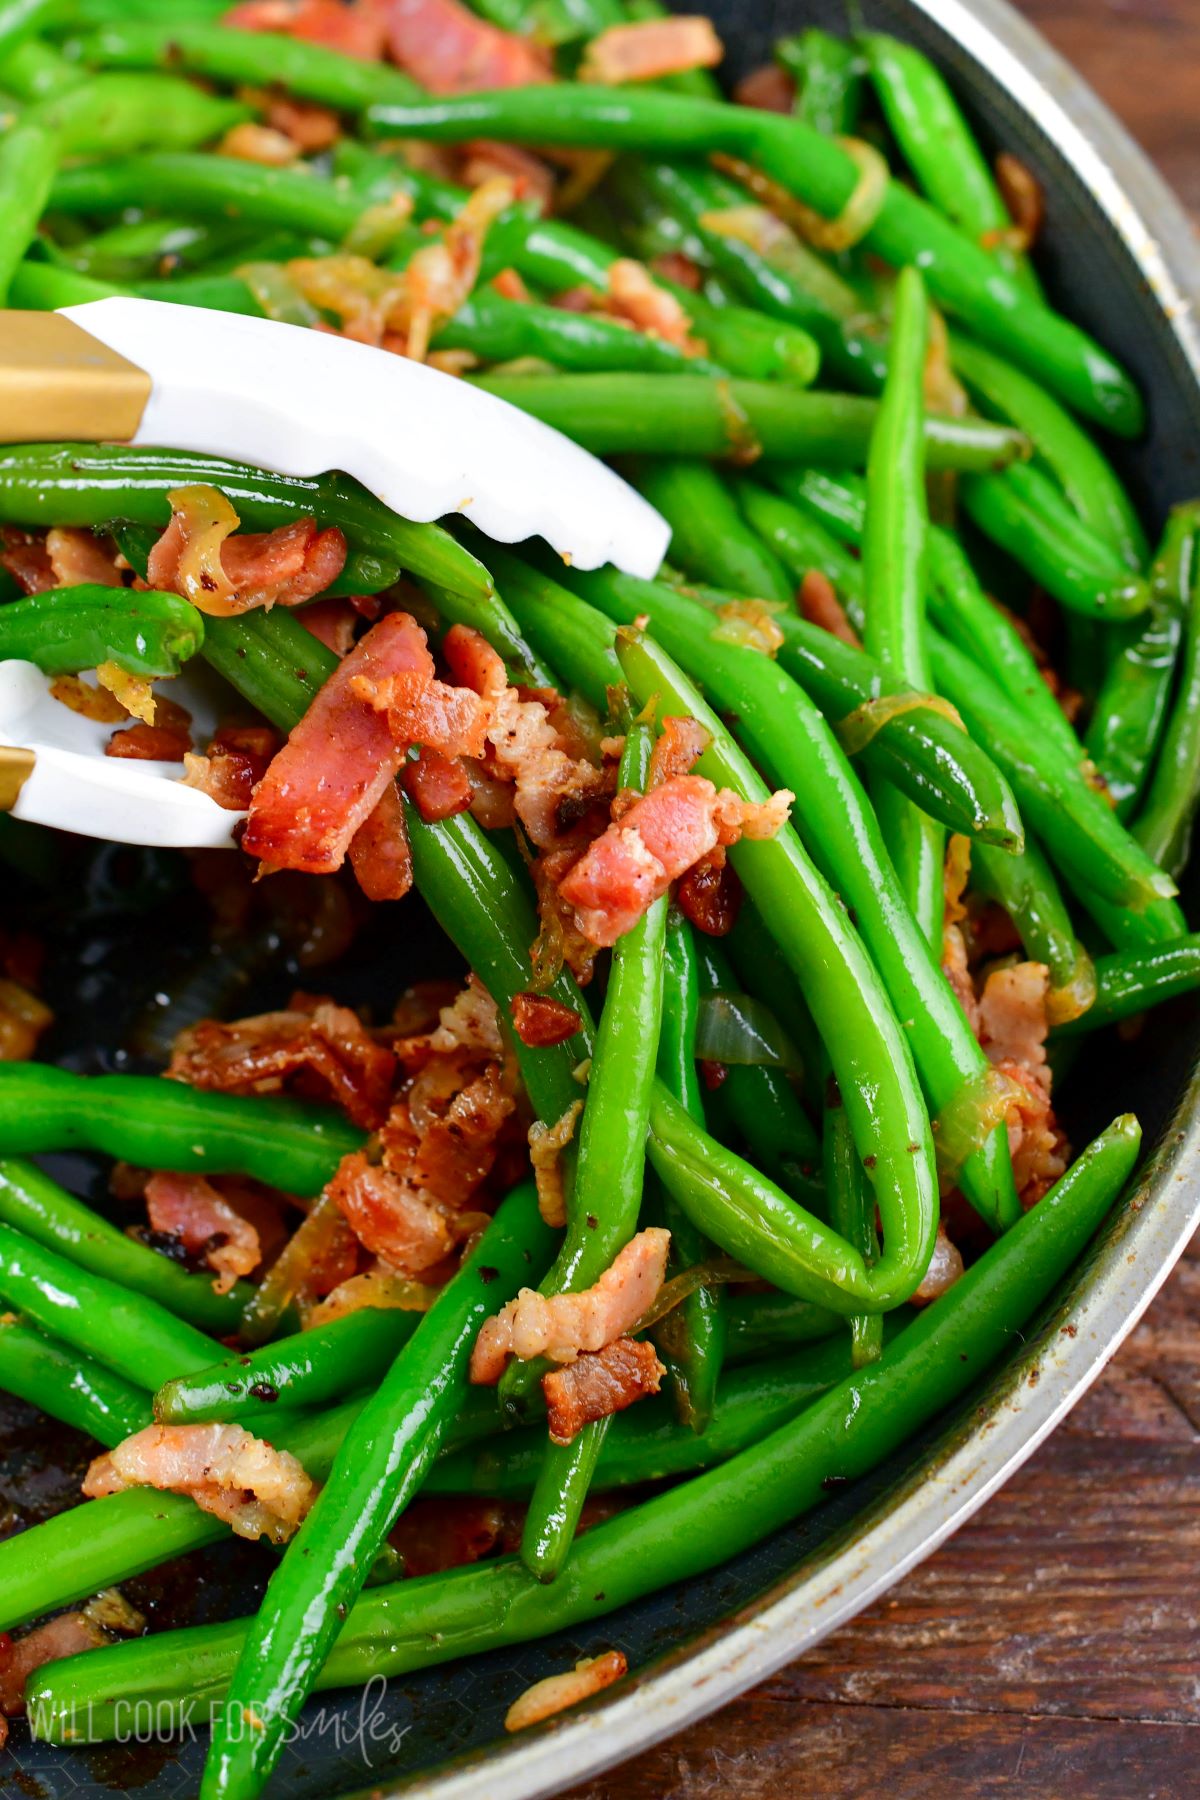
[422,973,505,1061]
[647,715,710,789]
[580,16,722,85]
[734,62,796,112]
[390,1496,521,1577]
[911,1223,965,1306]
[387,1061,515,1206]
[505,1652,627,1733]
[941,835,979,1032]
[977,960,1051,1088]
[262,92,342,151]
[47,526,124,588]
[49,674,128,723]
[0,979,52,1061]
[169,998,396,1130]
[799,569,861,647]
[675,851,741,937]
[224,0,387,59]
[400,176,515,362]
[511,992,582,1048]
[404,746,473,822]
[148,501,347,618]
[296,596,359,656]
[491,266,532,303]
[998,1058,1069,1209]
[528,1098,582,1229]
[559,775,793,947]
[460,140,554,211]
[650,250,703,290]
[543,1335,664,1445]
[326,1150,452,1272]
[182,722,279,811]
[994,152,1044,250]
[347,778,413,901]
[106,721,192,762]
[144,1170,262,1293]
[607,258,698,350]
[381,0,552,92]
[83,1423,315,1543]
[470,1226,671,1382]
[0,1615,107,1717]
[244,611,437,877]
[0,527,53,593]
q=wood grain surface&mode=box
[565,5,1200,1796]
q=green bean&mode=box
[0,31,81,98]
[10,255,261,317]
[0,120,58,304]
[692,935,823,1207]
[970,834,1096,1020]
[363,85,1142,433]
[79,18,423,109]
[722,1286,840,1358]
[26,71,249,155]
[655,909,725,1432]
[0,442,491,604]
[0,583,204,678]
[429,1336,865,1494]
[49,151,367,240]
[733,475,865,604]
[0,1313,151,1445]
[1132,521,1200,880]
[31,1114,1141,1744]
[661,281,822,386]
[962,464,1151,620]
[861,34,1040,297]
[0,1159,250,1335]
[56,213,256,282]
[203,1183,555,1800]
[545,560,1018,1228]
[0,0,55,57]
[861,265,944,945]
[0,1223,222,1388]
[437,284,723,375]
[155,1308,422,1424]
[521,1423,610,1583]
[1054,936,1200,1034]
[471,371,1026,467]
[503,719,666,1422]
[950,334,1146,567]
[632,459,793,602]
[822,1070,882,1366]
[1086,504,1200,815]
[725,900,823,1094]
[483,542,619,708]
[0,1066,363,1195]
[928,633,1179,921]
[776,28,862,136]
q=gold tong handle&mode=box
[0,746,36,812]
[0,313,152,444]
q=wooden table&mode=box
[567,6,1200,1794]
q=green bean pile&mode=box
[0,2,1196,1796]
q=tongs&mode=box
[0,298,670,848]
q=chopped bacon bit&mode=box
[244,611,436,877]
[648,715,710,789]
[607,258,699,352]
[543,1335,664,1445]
[978,959,1051,1091]
[404,746,474,822]
[219,120,300,164]
[650,250,703,291]
[47,526,125,588]
[505,1651,628,1733]
[149,492,347,619]
[169,997,396,1130]
[0,979,53,1062]
[559,775,792,947]
[422,972,504,1060]
[470,1226,671,1382]
[799,569,861,647]
[347,778,413,901]
[224,0,387,59]
[998,1058,1069,1209]
[461,139,554,212]
[491,266,532,303]
[182,722,278,811]
[531,847,602,987]
[107,721,192,762]
[145,1170,262,1294]
[994,152,1045,250]
[911,1223,965,1306]
[734,61,796,112]
[529,1098,582,1228]
[390,1495,521,1577]
[580,15,722,84]
[381,0,552,92]
[0,1615,108,1718]
[941,835,979,1033]
[351,637,491,759]
[296,597,359,656]
[48,673,128,722]
[83,1422,315,1543]
[676,851,742,937]
[463,756,517,830]
[511,992,583,1048]
[257,91,342,151]
[326,1151,453,1273]
[0,526,53,593]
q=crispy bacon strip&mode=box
[83,1423,315,1544]
[607,258,698,351]
[326,1150,453,1273]
[647,715,710,789]
[243,611,436,877]
[144,1170,262,1294]
[381,0,552,92]
[107,722,192,762]
[347,777,413,901]
[168,997,396,1130]
[511,992,582,1048]
[404,746,473,822]
[182,722,278,811]
[559,775,793,947]
[580,16,722,84]
[911,1223,965,1305]
[224,0,387,58]
[296,597,359,656]
[734,62,796,112]
[47,526,125,588]
[0,1616,107,1718]
[505,1652,628,1733]
[148,494,347,619]
[470,1226,671,1382]
[543,1335,664,1444]
[799,569,861,647]
[675,852,741,937]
